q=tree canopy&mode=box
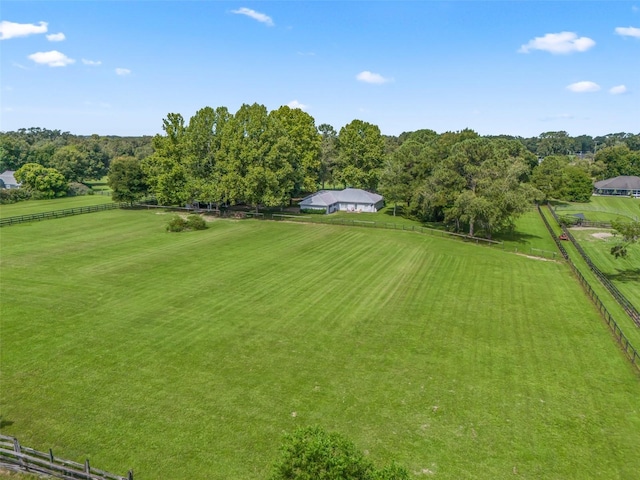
[14,163,68,199]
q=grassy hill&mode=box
[1,209,639,479]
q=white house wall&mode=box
[338,203,376,213]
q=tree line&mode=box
[0,127,153,182]
[2,116,638,239]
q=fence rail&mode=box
[547,204,640,328]
[537,205,639,369]
[0,203,129,227]
[0,434,132,480]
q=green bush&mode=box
[0,188,31,204]
[300,208,326,215]
[67,182,92,196]
[270,426,409,480]
[186,214,207,230]
[166,215,187,232]
[166,214,208,232]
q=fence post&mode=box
[49,448,54,463]
[13,437,25,470]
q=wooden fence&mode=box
[537,205,639,369]
[0,434,133,480]
[0,203,131,227]
[547,204,640,328]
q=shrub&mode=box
[186,214,207,230]
[166,214,208,232]
[0,188,31,204]
[270,426,409,480]
[166,215,187,232]
[67,182,92,196]
[300,208,326,215]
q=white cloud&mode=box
[610,85,628,95]
[615,26,640,38]
[566,81,600,93]
[356,71,393,84]
[115,68,131,76]
[297,51,316,57]
[287,100,308,110]
[82,59,102,66]
[518,32,595,54]
[27,50,75,67]
[46,32,65,42]
[0,20,47,40]
[231,7,274,27]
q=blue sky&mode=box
[1,1,639,138]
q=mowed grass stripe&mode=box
[1,211,640,479]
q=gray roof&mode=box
[594,176,640,190]
[300,188,383,207]
[0,170,20,187]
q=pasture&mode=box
[1,209,640,479]
[569,227,640,310]
[0,195,114,218]
[554,196,640,223]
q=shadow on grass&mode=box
[495,231,545,245]
[606,268,640,284]
[0,417,14,429]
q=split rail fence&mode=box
[0,203,129,227]
[537,205,639,369]
[0,434,133,480]
[547,205,640,328]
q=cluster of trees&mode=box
[121,104,385,210]
[0,127,153,181]
[378,129,539,237]
[0,127,153,203]
[487,130,640,163]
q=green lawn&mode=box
[1,211,639,479]
[0,195,114,218]
[554,196,640,222]
[569,227,640,310]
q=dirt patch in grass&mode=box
[516,253,559,262]
[592,232,613,240]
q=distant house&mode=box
[593,176,640,198]
[0,170,20,189]
[299,188,384,214]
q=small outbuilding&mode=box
[593,176,640,198]
[0,170,21,189]
[299,188,384,214]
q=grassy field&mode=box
[0,195,114,218]
[554,196,640,222]
[1,210,640,479]
[569,227,640,309]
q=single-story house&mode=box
[299,188,384,214]
[0,170,20,189]
[593,176,640,198]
